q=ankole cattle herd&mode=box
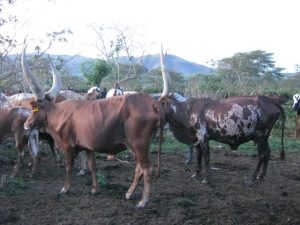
[0,45,300,225]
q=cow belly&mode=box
[210,134,255,146]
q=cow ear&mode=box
[30,101,42,112]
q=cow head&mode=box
[21,45,61,130]
[24,101,47,130]
[106,88,123,98]
[87,86,100,94]
[292,94,300,112]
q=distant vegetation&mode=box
[0,1,299,99]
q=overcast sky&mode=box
[4,0,300,72]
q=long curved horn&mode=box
[160,44,170,98]
[44,55,61,100]
[21,45,44,100]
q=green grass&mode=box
[150,127,300,156]
[150,131,187,153]
[96,172,107,187]
[1,177,27,195]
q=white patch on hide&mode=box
[195,122,207,144]
[87,86,100,93]
[205,103,261,137]
[293,94,300,107]
[171,104,177,114]
[190,113,198,125]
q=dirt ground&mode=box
[0,143,300,225]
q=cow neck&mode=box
[168,99,192,129]
[44,101,65,133]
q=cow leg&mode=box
[137,165,153,208]
[185,145,193,164]
[27,129,39,177]
[47,136,61,166]
[86,150,97,194]
[201,142,210,184]
[295,128,300,139]
[192,145,202,177]
[11,134,27,177]
[60,148,75,194]
[126,163,143,200]
[77,151,88,176]
[258,141,271,179]
[252,138,270,180]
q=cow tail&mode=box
[156,125,163,177]
[277,102,285,160]
[153,102,165,178]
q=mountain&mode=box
[53,55,92,76]
[118,54,212,76]
[8,53,212,77]
[63,54,212,77]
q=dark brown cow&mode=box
[158,48,285,184]
[21,45,165,208]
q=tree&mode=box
[216,50,284,95]
[90,24,150,90]
[0,0,73,93]
[81,59,111,86]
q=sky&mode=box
[3,0,300,72]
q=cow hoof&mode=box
[185,159,192,164]
[245,180,254,188]
[135,201,146,209]
[257,175,265,181]
[91,188,97,195]
[191,173,198,178]
[77,170,86,176]
[59,187,69,194]
[201,179,208,184]
[125,192,134,200]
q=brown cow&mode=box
[0,107,40,177]
[158,47,285,184]
[0,93,62,172]
[21,45,165,208]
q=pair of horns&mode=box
[22,44,169,100]
[21,45,61,101]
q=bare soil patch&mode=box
[1,144,300,225]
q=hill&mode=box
[63,54,212,77]
[118,54,213,76]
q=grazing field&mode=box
[0,133,300,225]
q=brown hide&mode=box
[162,94,285,183]
[25,93,165,208]
[0,107,30,176]
[0,107,28,141]
[26,93,162,153]
[0,107,60,176]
